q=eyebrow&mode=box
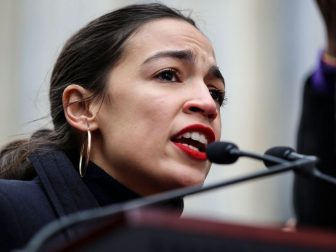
[143,49,195,65]
[143,49,225,87]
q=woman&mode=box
[0,3,225,251]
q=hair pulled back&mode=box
[0,3,196,179]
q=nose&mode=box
[182,85,218,121]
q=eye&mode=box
[155,68,180,82]
[209,88,226,106]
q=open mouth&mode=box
[172,132,207,152]
[171,125,215,161]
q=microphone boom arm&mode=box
[25,158,314,252]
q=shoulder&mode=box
[0,177,56,220]
[0,178,56,251]
[0,177,47,203]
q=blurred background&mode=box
[0,0,324,226]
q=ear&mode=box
[63,84,100,132]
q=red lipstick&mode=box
[174,143,207,160]
[171,124,216,161]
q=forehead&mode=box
[122,18,216,63]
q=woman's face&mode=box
[92,18,224,195]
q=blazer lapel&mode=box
[29,149,99,217]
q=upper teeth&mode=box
[176,132,208,144]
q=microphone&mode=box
[264,146,336,185]
[265,146,317,162]
[205,141,239,164]
[206,141,286,165]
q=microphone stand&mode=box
[307,167,336,185]
[24,158,315,252]
[262,152,336,186]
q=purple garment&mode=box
[311,52,336,94]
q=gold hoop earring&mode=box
[79,121,91,177]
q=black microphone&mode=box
[264,146,336,186]
[206,141,286,165]
[205,141,239,164]
[265,146,317,162]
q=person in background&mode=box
[294,0,336,230]
[0,3,224,251]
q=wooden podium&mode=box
[54,208,336,252]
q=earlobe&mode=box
[63,84,99,132]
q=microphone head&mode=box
[265,146,295,158]
[206,141,240,164]
[264,146,295,167]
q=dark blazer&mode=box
[294,74,336,229]
[0,149,100,251]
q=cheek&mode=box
[131,98,177,145]
[214,114,222,140]
[100,93,177,145]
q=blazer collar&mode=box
[29,149,99,217]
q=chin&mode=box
[173,171,207,188]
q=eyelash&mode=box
[209,88,226,107]
[155,68,180,82]
[154,68,226,106]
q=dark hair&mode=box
[0,3,197,179]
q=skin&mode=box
[64,18,225,196]
[316,0,336,57]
